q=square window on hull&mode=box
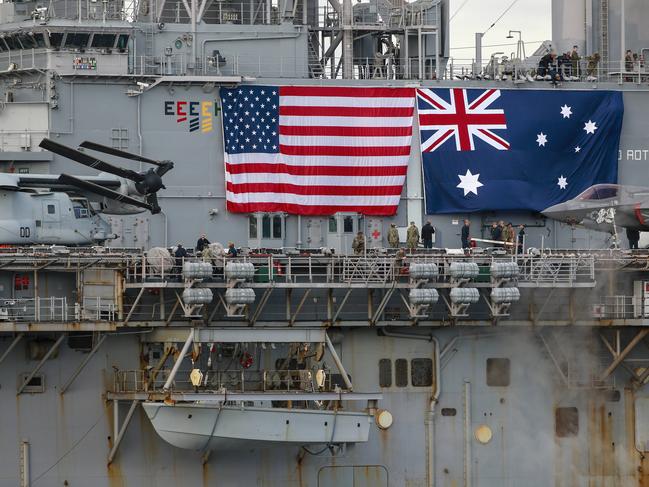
[556,407,579,437]
[411,358,433,387]
[486,358,510,387]
[395,358,408,387]
[378,359,391,387]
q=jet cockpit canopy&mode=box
[576,184,621,201]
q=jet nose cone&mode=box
[541,202,567,219]
[542,202,581,225]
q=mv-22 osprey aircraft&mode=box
[0,139,173,245]
[542,183,649,233]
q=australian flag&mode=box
[417,88,624,214]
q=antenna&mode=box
[482,0,521,36]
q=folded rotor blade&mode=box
[58,174,153,212]
[79,141,165,167]
[155,161,174,177]
[40,139,145,183]
[146,192,161,215]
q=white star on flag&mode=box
[560,105,572,118]
[584,120,598,134]
[536,133,548,147]
[557,175,568,189]
[457,169,483,196]
[574,146,581,153]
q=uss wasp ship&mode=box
[0,0,648,485]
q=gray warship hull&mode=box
[0,0,648,484]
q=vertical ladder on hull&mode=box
[308,32,325,78]
[143,25,157,75]
[600,0,609,71]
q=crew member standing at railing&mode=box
[406,222,419,252]
[461,219,470,250]
[174,243,188,280]
[491,222,502,242]
[196,234,210,253]
[226,241,238,257]
[538,51,554,77]
[570,45,580,79]
[503,223,515,253]
[352,231,366,255]
[625,50,635,72]
[517,224,526,254]
[388,223,400,248]
[626,228,640,250]
[421,221,435,249]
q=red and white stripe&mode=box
[225,86,415,216]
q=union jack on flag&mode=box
[417,88,509,152]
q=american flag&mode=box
[418,88,509,152]
[221,86,415,215]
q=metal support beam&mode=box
[331,288,352,323]
[18,334,65,395]
[531,288,556,325]
[634,365,649,389]
[327,0,341,14]
[60,334,107,394]
[285,289,292,320]
[207,297,223,324]
[159,290,166,321]
[601,329,649,380]
[165,296,181,326]
[325,333,353,390]
[124,288,146,325]
[0,333,23,365]
[107,391,382,402]
[163,328,194,391]
[156,0,167,21]
[289,289,311,326]
[599,332,641,381]
[197,0,214,22]
[180,0,192,18]
[249,288,273,325]
[537,330,569,387]
[148,345,174,388]
[327,289,333,321]
[145,327,327,343]
[107,400,139,465]
[370,287,395,325]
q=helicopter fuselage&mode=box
[0,190,114,245]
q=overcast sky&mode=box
[449,0,552,62]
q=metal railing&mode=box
[41,0,132,21]
[114,367,334,393]
[126,252,597,287]
[0,296,116,322]
[0,297,68,322]
[125,49,649,82]
[445,57,649,85]
[316,3,440,29]
[150,0,305,24]
[132,53,186,76]
[518,254,595,285]
[81,297,117,321]
[595,295,645,320]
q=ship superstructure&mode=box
[0,0,648,485]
